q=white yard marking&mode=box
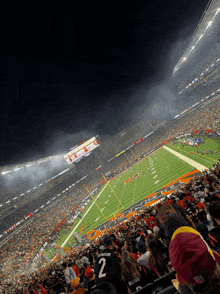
[60,182,109,249]
[163,146,207,172]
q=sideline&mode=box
[60,182,109,249]
[163,146,207,172]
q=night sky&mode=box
[1,0,208,166]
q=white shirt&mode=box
[193,191,206,200]
[64,267,77,284]
[137,251,150,270]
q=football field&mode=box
[52,147,196,251]
[167,136,219,169]
[44,136,220,259]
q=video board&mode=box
[64,137,99,164]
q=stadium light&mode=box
[14,167,23,171]
[212,9,220,20]
[196,34,203,44]
[174,7,220,74]
[1,171,11,175]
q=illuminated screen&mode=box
[64,137,99,164]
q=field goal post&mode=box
[84,173,124,220]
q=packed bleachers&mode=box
[2,155,220,293]
[0,97,220,293]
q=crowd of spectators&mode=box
[111,99,220,174]
[1,98,220,293]
[1,154,220,293]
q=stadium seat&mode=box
[132,283,155,294]
[157,285,178,294]
[153,271,176,289]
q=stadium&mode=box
[1,0,220,294]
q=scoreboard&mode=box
[64,137,99,164]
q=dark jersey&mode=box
[126,276,144,293]
[156,204,188,238]
[95,249,127,293]
[86,279,97,294]
[95,249,121,282]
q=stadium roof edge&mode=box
[172,0,220,75]
[0,155,53,174]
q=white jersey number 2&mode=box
[98,258,107,278]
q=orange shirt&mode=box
[178,200,186,209]
[131,252,141,260]
[183,196,194,203]
[72,265,80,277]
[146,216,157,230]
[197,202,205,210]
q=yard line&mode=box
[163,146,207,172]
[60,182,109,249]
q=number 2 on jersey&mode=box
[98,258,107,278]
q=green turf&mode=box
[58,148,194,243]
[167,136,219,169]
[44,137,220,260]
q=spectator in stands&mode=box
[146,234,172,277]
[196,210,210,244]
[145,213,157,230]
[71,277,86,294]
[62,261,77,294]
[136,241,150,270]
[82,266,96,293]
[121,251,144,292]
[169,226,220,294]
[70,261,80,277]
[35,284,47,294]
[155,203,197,239]
[208,202,220,253]
[95,235,128,293]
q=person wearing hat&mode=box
[169,226,220,294]
[95,235,128,293]
[208,201,220,253]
